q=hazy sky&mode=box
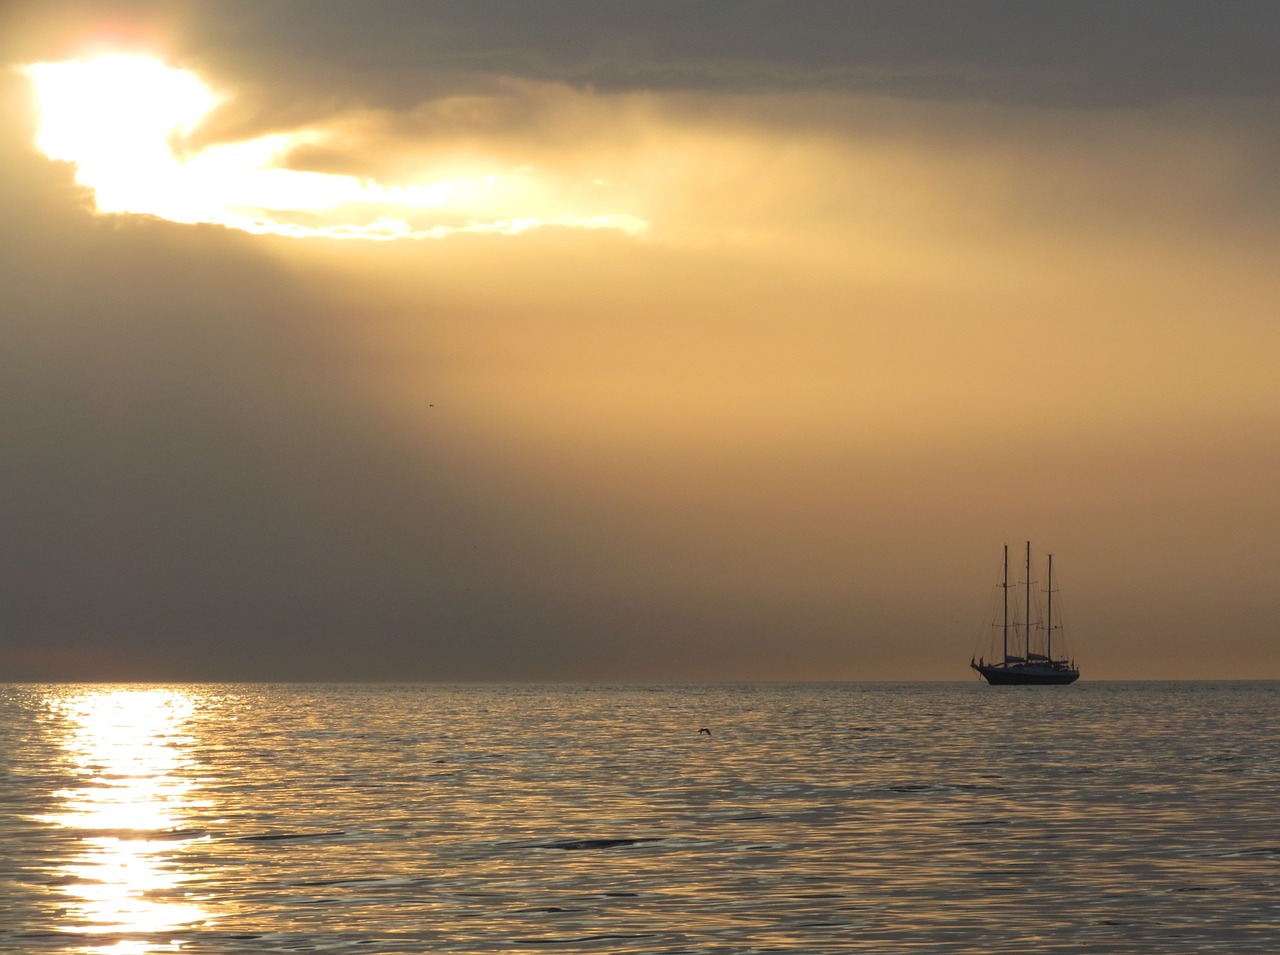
[2,1,1278,681]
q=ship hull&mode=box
[973,663,1079,686]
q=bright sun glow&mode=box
[23,54,647,240]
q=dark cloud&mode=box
[181,1,1280,102]
[9,1,1280,144]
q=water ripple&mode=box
[3,681,1280,952]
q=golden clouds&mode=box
[22,55,648,239]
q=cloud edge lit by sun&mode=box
[22,54,650,241]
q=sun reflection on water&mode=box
[42,688,213,953]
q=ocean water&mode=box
[1,682,1278,954]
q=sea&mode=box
[1,682,1278,954]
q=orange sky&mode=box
[2,2,1278,680]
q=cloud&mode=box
[13,2,1280,142]
[176,1,1280,107]
[18,55,650,240]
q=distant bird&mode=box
[699,727,711,736]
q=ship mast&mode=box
[1024,541,1032,659]
[1002,544,1010,663]
[1047,553,1056,662]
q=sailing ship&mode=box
[971,541,1079,685]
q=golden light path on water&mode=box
[41,689,212,954]
[23,55,647,240]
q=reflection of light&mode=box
[23,54,648,240]
[42,688,211,952]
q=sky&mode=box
[1,1,1278,682]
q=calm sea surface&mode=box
[1,682,1278,954]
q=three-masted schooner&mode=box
[971,541,1079,685]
